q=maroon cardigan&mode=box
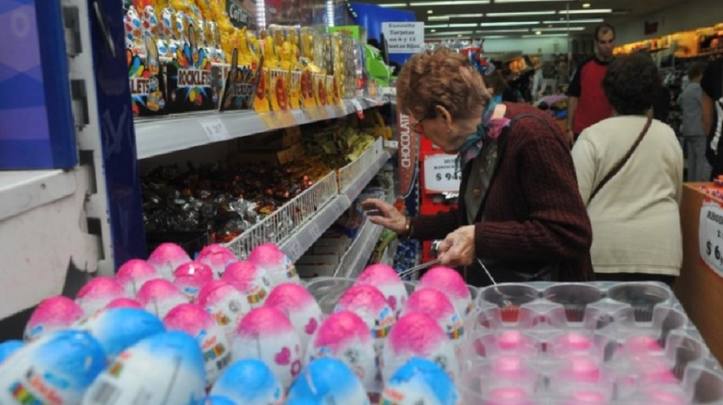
[410,103,594,285]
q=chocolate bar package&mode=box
[165,18,217,113]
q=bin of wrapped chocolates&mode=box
[2,241,722,404]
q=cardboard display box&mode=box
[675,183,723,363]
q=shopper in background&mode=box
[363,49,593,286]
[703,58,723,178]
[678,62,711,181]
[566,23,616,144]
[572,53,683,285]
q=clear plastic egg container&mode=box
[461,281,723,404]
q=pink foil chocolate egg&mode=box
[335,285,395,342]
[265,283,322,351]
[173,261,214,300]
[136,278,188,318]
[147,242,191,279]
[198,248,237,278]
[222,260,272,308]
[382,312,459,381]
[231,306,303,389]
[197,280,251,341]
[404,288,464,343]
[116,259,158,296]
[623,335,664,354]
[485,387,533,405]
[164,303,232,385]
[559,355,602,383]
[418,266,472,318]
[550,331,595,355]
[490,355,533,380]
[248,243,299,287]
[305,311,376,390]
[563,390,608,405]
[75,276,127,315]
[200,244,236,258]
[23,296,84,341]
[105,298,143,309]
[356,264,408,314]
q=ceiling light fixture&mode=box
[479,21,540,27]
[523,33,569,38]
[582,2,591,8]
[378,2,408,7]
[486,10,555,17]
[428,16,450,20]
[477,28,532,33]
[495,0,574,2]
[427,9,433,14]
[431,29,437,32]
[426,30,475,36]
[538,26,586,31]
[409,0,489,6]
[535,30,542,35]
[558,8,612,14]
[425,23,451,28]
[543,18,603,24]
[448,23,479,27]
[431,13,484,18]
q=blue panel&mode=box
[0,0,77,169]
[350,2,416,65]
[86,0,147,266]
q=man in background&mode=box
[703,58,723,178]
[678,62,710,181]
[567,23,616,144]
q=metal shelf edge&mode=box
[342,151,391,202]
[336,220,383,278]
[280,195,351,262]
[135,97,388,159]
[0,169,78,222]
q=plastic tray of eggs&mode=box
[459,281,723,404]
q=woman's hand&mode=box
[361,198,407,235]
[437,225,476,267]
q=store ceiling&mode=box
[365,0,683,39]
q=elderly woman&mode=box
[363,49,593,286]
[572,53,683,285]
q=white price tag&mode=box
[200,118,229,142]
[699,201,723,278]
[384,140,399,150]
[423,154,461,193]
[350,99,365,119]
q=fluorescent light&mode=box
[428,16,450,20]
[486,11,556,17]
[326,0,334,27]
[409,0,489,6]
[427,9,433,13]
[425,23,479,29]
[582,2,591,8]
[426,30,475,36]
[431,29,437,32]
[535,30,542,35]
[523,33,569,38]
[538,26,586,31]
[378,2,408,7]
[478,28,531,33]
[496,0,574,2]
[559,8,612,14]
[441,13,485,18]
[479,21,540,27]
[543,18,603,24]
[481,35,511,39]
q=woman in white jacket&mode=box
[572,53,683,285]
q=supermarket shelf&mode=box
[339,140,393,204]
[224,137,393,262]
[280,196,350,262]
[0,167,102,319]
[0,170,77,222]
[134,97,388,159]
[335,219,383,278]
